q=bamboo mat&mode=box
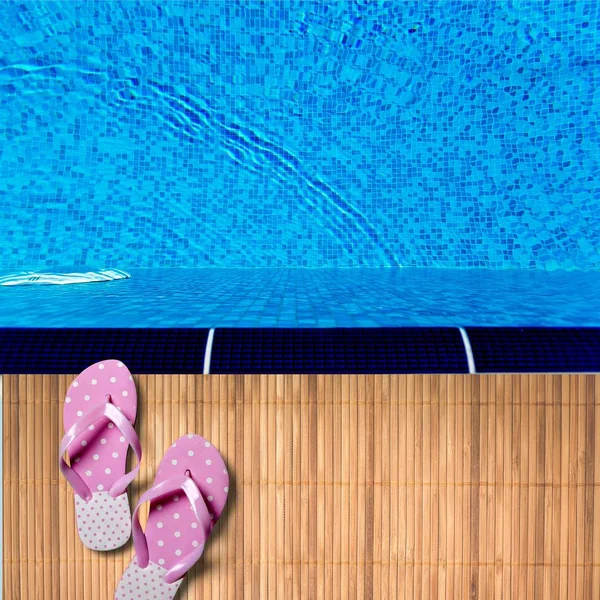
[3,374,600,599]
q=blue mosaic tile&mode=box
[4,326,598,374]
[210,327,468,373]
[0,328,209,374]
[466,327,600,372]
[0,1,598,270]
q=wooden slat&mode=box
[3,374,600,599]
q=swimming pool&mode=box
[0,1,599,329]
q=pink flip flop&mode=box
[59,359,141,551]
[114,434,229,600]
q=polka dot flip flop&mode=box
[59,360,141,551]
[114,434,229,600]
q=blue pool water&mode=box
[0,2,599,327]
[1,267,599,328]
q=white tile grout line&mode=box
[458,327,477,374]
[203,329,215,375]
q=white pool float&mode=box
[0,268,130,286]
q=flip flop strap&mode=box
[132,475,213,583]
[59,395,142,500]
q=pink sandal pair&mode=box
[59,360,229,599]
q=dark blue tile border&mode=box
[0,328,209,374]
[0,327,598,374]
[466,327,600,373]
[210,328,468,374]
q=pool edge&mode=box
[0,327,599,374]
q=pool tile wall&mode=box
[0,1,599,270]
[1,327,599,374]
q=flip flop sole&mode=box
[75,492,131,551]
[115,558,182,600]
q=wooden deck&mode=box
[3,374,600,599]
